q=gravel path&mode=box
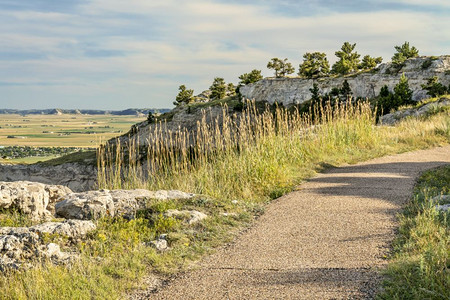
[150,146,450,299]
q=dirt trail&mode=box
[151,146,450,299]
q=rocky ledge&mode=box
[380,96,449,125]
[240,56,450,106]
[0,180,207,272]
[0,162,97,192]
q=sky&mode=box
[0,0,449,110]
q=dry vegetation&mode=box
[0,99,449,299]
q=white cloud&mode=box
[0,0,449,109]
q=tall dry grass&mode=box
[1,99,448,300]
[97,100,380,201]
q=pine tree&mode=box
[298,52,330,78]
[331,42,361,75]
[358,55,383,70]
[393,73,413,106]
[392,42,419,65]
[210,77,227,100]
[238,69,263,85]
[421,76,448,97]
[309,83,321,102]
[267,58,295,78]
[340,80,352,100]
[174,85,194,106]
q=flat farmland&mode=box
[0,114,144,147]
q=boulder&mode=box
[0,181,72,220]
[55,190,114,220]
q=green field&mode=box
[0,114,144,147]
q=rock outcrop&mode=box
[0,220,96,271]
[240,56,450,106]
[380,97,449,125]
[0,181,72,220]
[0,162,96,192]
[55,189,196,220]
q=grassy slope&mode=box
[379,166,450,299]
[0,99,449,299]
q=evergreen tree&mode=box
[393,73,414,106]
[309,83,321,102]
[227,83,236,96]
[298,52,330,78]
[379,85,391,98]
[421,76,448,97]
[358,55,383,70]
[392,42,419,65]
[331,42,361,75]
[210,77,227,100]
[340,80,353,100]
[238,69,263,85]
[174,85,194,106]
[267,58,295,78]
[147,111,156,123]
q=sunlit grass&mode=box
[380,165,450,299]
[0,100,448,299]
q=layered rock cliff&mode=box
[0,162,97,192]
[240,56,450,106]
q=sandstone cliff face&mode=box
[0,163,96,192]
[112,104,237,147]
[240,56,450,106]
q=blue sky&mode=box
[0,0,449,109]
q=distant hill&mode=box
[0,108,171,116]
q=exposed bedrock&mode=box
[0,163,96,192]
[240,56,450,106]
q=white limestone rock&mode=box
[240,56,450,106]
[0,181,72,220]
[55,189,196,220]
[164,209,207,225]
[148,239,169,251]
[0,220,94,272]
[55,190,114,220]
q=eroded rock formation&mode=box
[240,56,450,106]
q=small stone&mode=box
[148,239,168,251]
[221,213,237,217]
[431,194,450,203]
[435,204,450,212]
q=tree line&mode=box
[171,41,446,108]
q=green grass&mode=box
[379,165,450,299]
[0,101,449,299]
